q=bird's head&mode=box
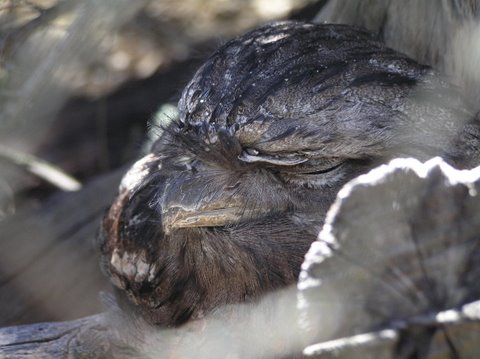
[98,21,479,326]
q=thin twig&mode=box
[0,144,82,191]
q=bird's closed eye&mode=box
[238,149,308,166]
[282,158,345,175]
[238,149,344,184]
[276,158,346,188]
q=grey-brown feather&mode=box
[98,21,480,328]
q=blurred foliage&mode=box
[0,0,318,212]
[1,0,317,96]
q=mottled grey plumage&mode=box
[98,21,480,327]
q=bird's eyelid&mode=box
[238,150,308,166]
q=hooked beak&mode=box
[160,177,274,232]
[163,205,253,230]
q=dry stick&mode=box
[303,300,480,358]
[0,145,81,191]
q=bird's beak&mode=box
[163,205,250,230]
[160,176,272,232]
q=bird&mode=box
[97,21,480,330]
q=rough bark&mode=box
[299,157,480,358]
[0,314,112,359]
